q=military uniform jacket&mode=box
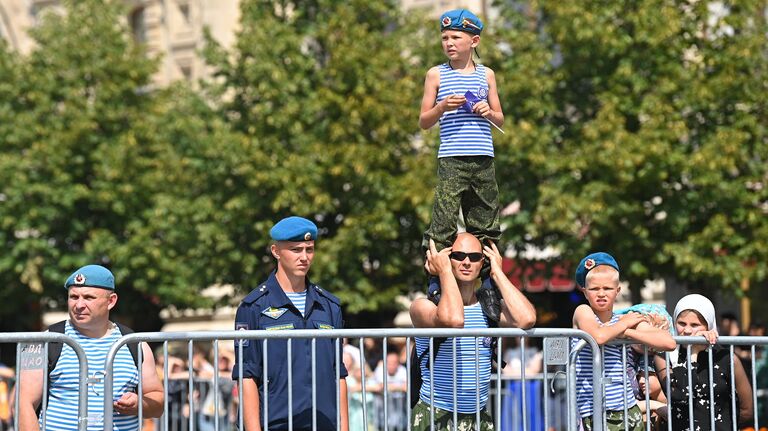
[233,271,347,430]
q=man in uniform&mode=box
[233,216,348,431]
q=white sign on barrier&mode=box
[544,337,569,365]
[19,343,46,370]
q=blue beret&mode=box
[440,9,483,35]
[64,265,115,290]
[575,252,620,288]
[270,216,317,242]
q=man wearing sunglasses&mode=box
[409,233,536,430]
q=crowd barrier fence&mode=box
[606,335,768,431]
[4,329,768,431]
[103,328,604,431]
[0,332,89,431]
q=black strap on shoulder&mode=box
[46,321,66,373]
[114,322,140,369]
[46,320,140,372]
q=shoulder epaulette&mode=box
[241,284,269,305]
[313,284,340,305]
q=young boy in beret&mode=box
[419,8,506,321]
[571,252,675,431]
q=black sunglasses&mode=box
[449,251,484,262]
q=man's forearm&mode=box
[141,390,165,418]
[241,379,262,431]
[492,269,536,328]
[339,378,349,431]
[18,405,41,431]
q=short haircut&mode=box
[584,265,619,287]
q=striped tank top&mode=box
[43,321,140,431]
[572,313,637,417]
[415,303,492,413]
[436,63,494,158]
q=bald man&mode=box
[409,233,536,430]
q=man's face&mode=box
[386,352,400,376]
[273,240,315,278]
[450,234,483,283]
[582,268,620,312]
[67,286,116,328]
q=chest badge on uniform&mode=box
[261,307,288,319]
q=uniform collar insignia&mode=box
[261,307,288,319]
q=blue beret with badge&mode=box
[575,252,620,288]
[440,9,484,35]
[270,216,318,242]
[64,264,115,290]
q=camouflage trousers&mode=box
[422,156,501,253]
[582,405,644,431]
[411,400,494,431]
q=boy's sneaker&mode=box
[477,276,502,323]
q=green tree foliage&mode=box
[2,0,766,333]
[0,0,202,330]
[198,0,437,313]
[489,0,768,298]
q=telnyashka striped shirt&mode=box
[415,303,492,413]
[43,320,140,431]
[572,313,637,417]
[436,63,494,158]
[286,291,308,316]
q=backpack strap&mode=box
[46,321,67,373]
[114,322,140,369]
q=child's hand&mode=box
[472,101,492,117]
[440,95,466,112]
[694,329,718,345]
[620,312,646,329]
[425,239,452,276]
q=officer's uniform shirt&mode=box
[233,271,347,430]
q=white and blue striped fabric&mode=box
[43,321,139,431]
[286,291,308,316]
[572,313,637,417]
[436,63,494,158]
[415,303,492,413]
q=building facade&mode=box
[1,0,490,87]
[0,0,240,86]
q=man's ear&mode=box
[471,35,480,48]
[270,243,280,260]
[107,292,118,310]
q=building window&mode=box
[179,2,191,24]
[179,64,192,80]
[130,7,146,43]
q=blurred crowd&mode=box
[1,320,768,431]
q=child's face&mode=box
[583,270,619,312]
[675,310,708,336]
[441,30,479,60]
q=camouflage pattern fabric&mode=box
[582,405,644,431]
[423,156,501,253]
[411,400,494,431]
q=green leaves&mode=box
[1,0,766,331]
[491,0,768,296]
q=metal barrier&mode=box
[0,332,89,431]
[103,328,604,431]
[606,336,768,431]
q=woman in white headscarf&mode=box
[653,294,753,431]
